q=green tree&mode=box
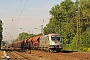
[80,0,90,32]
[14,32,37,42]
[0,20,3,49]
[44,0,75,44]
[44,17,57,34]
[15,32,29,41]
[81,27,90,48]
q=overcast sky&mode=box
[0,0,75,42]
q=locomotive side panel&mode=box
[39,35,50,50]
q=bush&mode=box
[88,48,90,52]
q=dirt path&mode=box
[0,50,3,59]
[7,50,90,60]
[24,50,90,60]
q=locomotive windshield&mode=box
[51,35,60,41]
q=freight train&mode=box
[8,33,62,52]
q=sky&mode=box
[0,0,75,43]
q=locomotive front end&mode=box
[49,34,62,52]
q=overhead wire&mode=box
[12,0,22,20]
[13,0,28,28]
[12,0,22,30]
[10,0,28,41]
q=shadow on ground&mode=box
[61,50,78,53]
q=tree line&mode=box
[43,0,90,51]
[12,32,41,42]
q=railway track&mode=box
[7,51,52,60]
[9,53,21,60]
[7,50,90,60]
[7,51,32,60]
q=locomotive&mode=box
[39,33,62,52]
[8,33,62,52]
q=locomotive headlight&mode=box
[51,45,54,48]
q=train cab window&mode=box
[51,35,60,41]
[56,36,60,40]
[51,36,55,40]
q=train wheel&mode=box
[49,49,53,52]
[54,50,57,52]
